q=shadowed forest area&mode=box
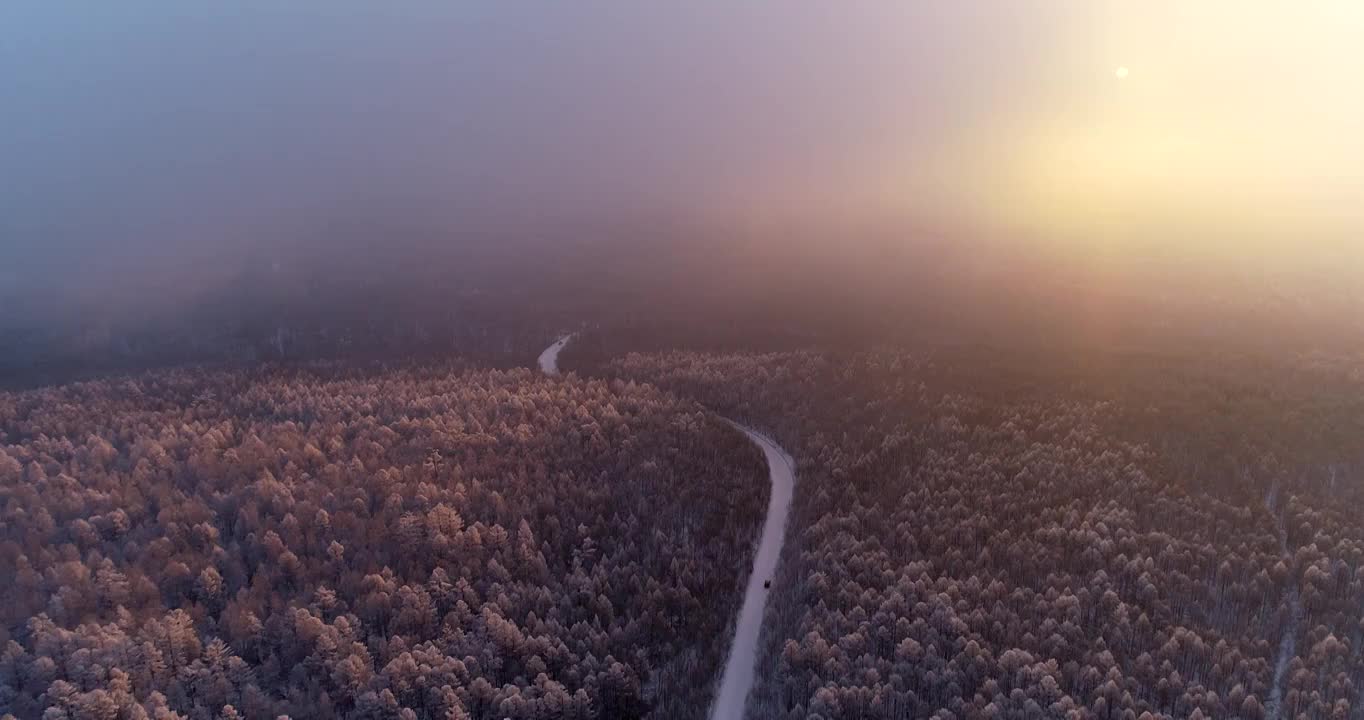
[574,345,1364,719]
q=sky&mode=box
[3,1,1363,299]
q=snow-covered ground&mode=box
[537,334,574,375]
[711,423,796,720]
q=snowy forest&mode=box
[579,344,1364,719]
[0,363,768,718]
[3,323,1363,718]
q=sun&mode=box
[1115,66,1130,80]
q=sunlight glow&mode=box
[976,1,1364,260]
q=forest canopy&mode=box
[0,364,768,719]
[588,346,1364,720]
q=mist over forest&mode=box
[7,2,1364,386]
[6,225,1363,389]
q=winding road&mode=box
[537,334,796,720]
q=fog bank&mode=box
[4,2,1362,314]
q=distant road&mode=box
[537,334,574,375]
[536,335,797,720]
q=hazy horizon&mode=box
[4,1,1363,309]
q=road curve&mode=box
[535,334,796,720]
[537,334,574,375]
